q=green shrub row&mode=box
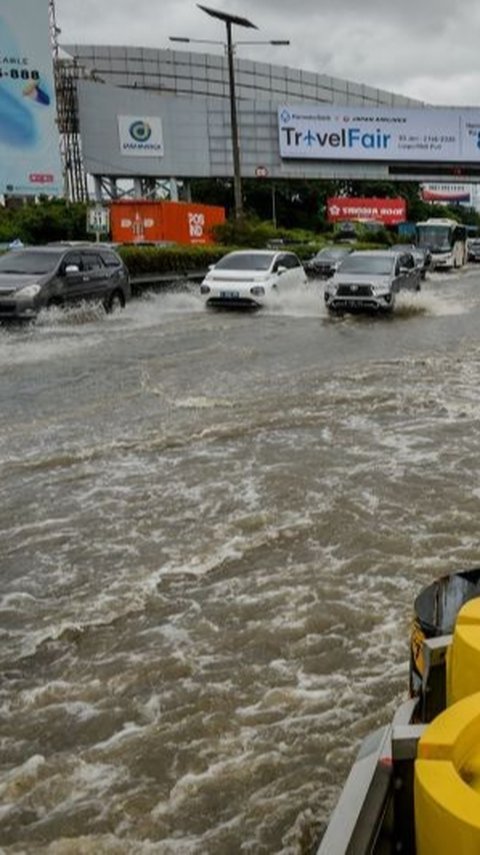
[118,242,327,277]
[118,245,239,276]
[117,236,399,276]
[1,239,385,275]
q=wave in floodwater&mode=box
[394,291,462,318]
[0,291,204,367]
[3,273,480,852]
[0,277,472,344]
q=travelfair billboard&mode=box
[278,105,480,162]
[0,0,62,196]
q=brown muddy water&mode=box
[2,270,480,853]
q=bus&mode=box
[416,217,467,270]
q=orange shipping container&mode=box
[110,200,225,246]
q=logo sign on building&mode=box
[188,211,205,242]
[0,0,62,196]
[327,197,407,224]
[421,183,472,204]
[278,105,480,162]
[118,115,164,157]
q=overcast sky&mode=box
[55,0,480,107]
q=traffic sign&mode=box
[87,206,110,236]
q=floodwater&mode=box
[2,269,480,853]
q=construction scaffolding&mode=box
[54,59,88,202]
[49,0,88,202]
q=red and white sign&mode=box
[327,197,406,224]
[421,183,471,204]
[29,173,55,184]
[188,211,205,241]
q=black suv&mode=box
[0,244,131,321]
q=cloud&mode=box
[55,0,480,106]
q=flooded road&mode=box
[2,269,480,853]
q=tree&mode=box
[0,199,88,244]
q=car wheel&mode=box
[104,290,125,313]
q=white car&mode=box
[199,249,307,309]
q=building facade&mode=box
[59,44,425,200]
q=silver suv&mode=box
[0,244,131,322]
[324,249,421,314]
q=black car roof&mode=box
[16,245,121,256]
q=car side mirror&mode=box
[65,264,80,275]
[276,265,287,275]
[399,266,409,274]
[208,263,214,270]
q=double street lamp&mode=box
[170,4,289,220]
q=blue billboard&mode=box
[0,0,62,196]
[278,104,480,163]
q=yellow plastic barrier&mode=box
[415,692,480,854]
[447,598,480,705]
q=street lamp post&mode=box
[225,19,243,221]
[170,5,289,221]
[196,5,256,222]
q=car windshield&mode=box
[417,227,451,251]
[215,253,274,271]
[0,250,61,275]
[338,255,395,275]
[315,249,348,260]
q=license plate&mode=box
[343,300,362,308]
[220,290,240,298]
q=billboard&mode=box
[421,183,472,204]
[278,105,480,162]
[117,115,164,157]
[0,0,62,196]
[327,197,406,224]
[77,82,211,178]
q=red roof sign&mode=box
[327,197,406,224]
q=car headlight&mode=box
[200,284,211,294]
[16,283,41,299]
[250,286,265,296]
[372,281,390,293]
